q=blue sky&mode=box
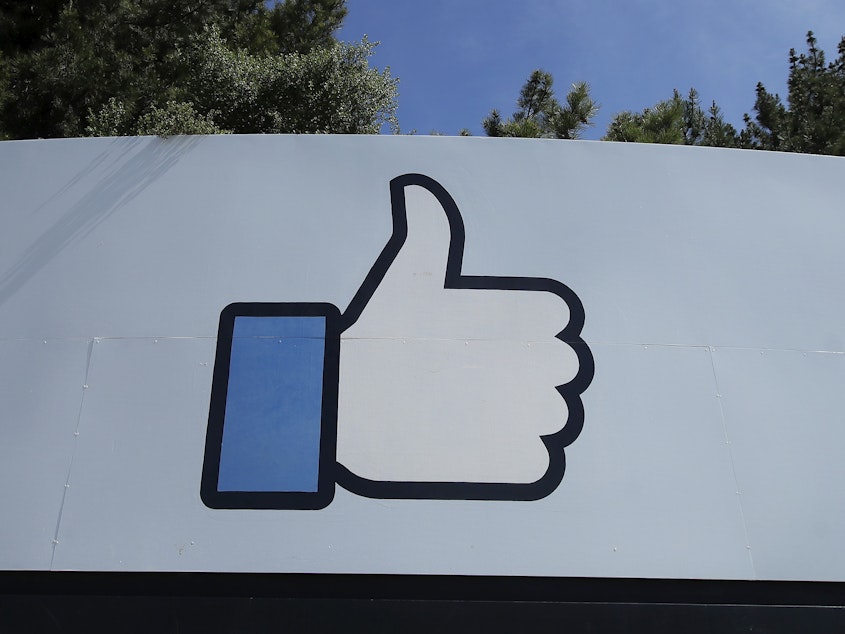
[338,0,845,139]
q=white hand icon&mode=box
[335,174,593,500]
[202,174,592,509]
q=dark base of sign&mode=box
[2,573,843,633]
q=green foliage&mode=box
[483,70,598,139]
[603,93,685,144]
[600,30,845,156]
[741,31,845,155]
[223,0,347,55]
[168,28,396,135]
[266,0,348,54]
[0,0,397,139]
[135,102,229,136]
[603,88,738,147]
[86,98,229,136]
[1,0,239,137]
[0,52,8,139]
[699,101,739,148]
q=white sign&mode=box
[1,135,844,581]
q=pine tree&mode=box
[483,70,598,139]
[604,88,737,147]
[741,31,845,155]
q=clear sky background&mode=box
[338,0,845,139]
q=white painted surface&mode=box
[1,135,843,580]
[0,339,90,569]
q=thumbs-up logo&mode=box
[201,175,593,509]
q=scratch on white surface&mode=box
[707,345,757,580]
[49,338,95,569]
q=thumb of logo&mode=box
[201,174,593,510]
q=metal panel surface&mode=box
[0,339,90,569]
[50,337,214,571]
[711,347,845,581]
[51,339,750,578]
[1,135,844,581]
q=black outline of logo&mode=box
[201,174,593,510]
